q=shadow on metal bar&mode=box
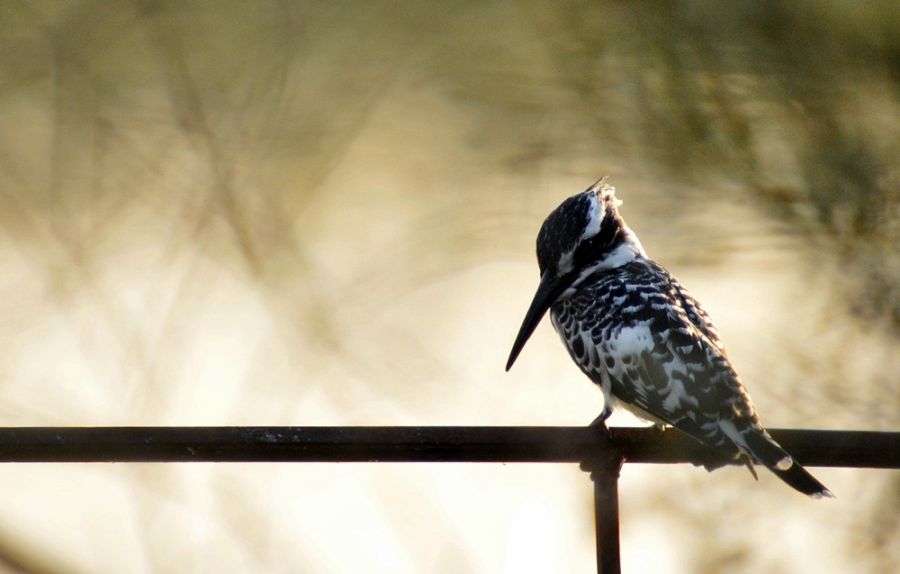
[0,426,897,574]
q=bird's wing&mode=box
[556,261,833,496]
[558,261,758,453]
[605,297,746,451]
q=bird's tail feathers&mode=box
[743,430,834,498]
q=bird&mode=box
[505,178,832,498]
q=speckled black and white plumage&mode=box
[506,179,832,497]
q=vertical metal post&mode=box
[590,462,622,574]
[581,426,624,574]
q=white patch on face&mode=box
[581,194,605,240]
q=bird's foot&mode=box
[581,410,621,477]
[588,411,613,441]
[589,408,612,428]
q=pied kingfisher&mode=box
[506,179,832,497]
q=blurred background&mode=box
[0,1,898,572]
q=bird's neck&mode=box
[562,224,646,298]
[596,234,646,269]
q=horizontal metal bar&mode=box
[0,427,895,467]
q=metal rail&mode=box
[0,426,897,574]
[0,426,895,465]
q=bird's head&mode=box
[506,178,644,371]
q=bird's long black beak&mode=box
[506,272,569,371]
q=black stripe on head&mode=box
[534,179,626,276]
[571,208,626,270]
[535,191,595,276]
